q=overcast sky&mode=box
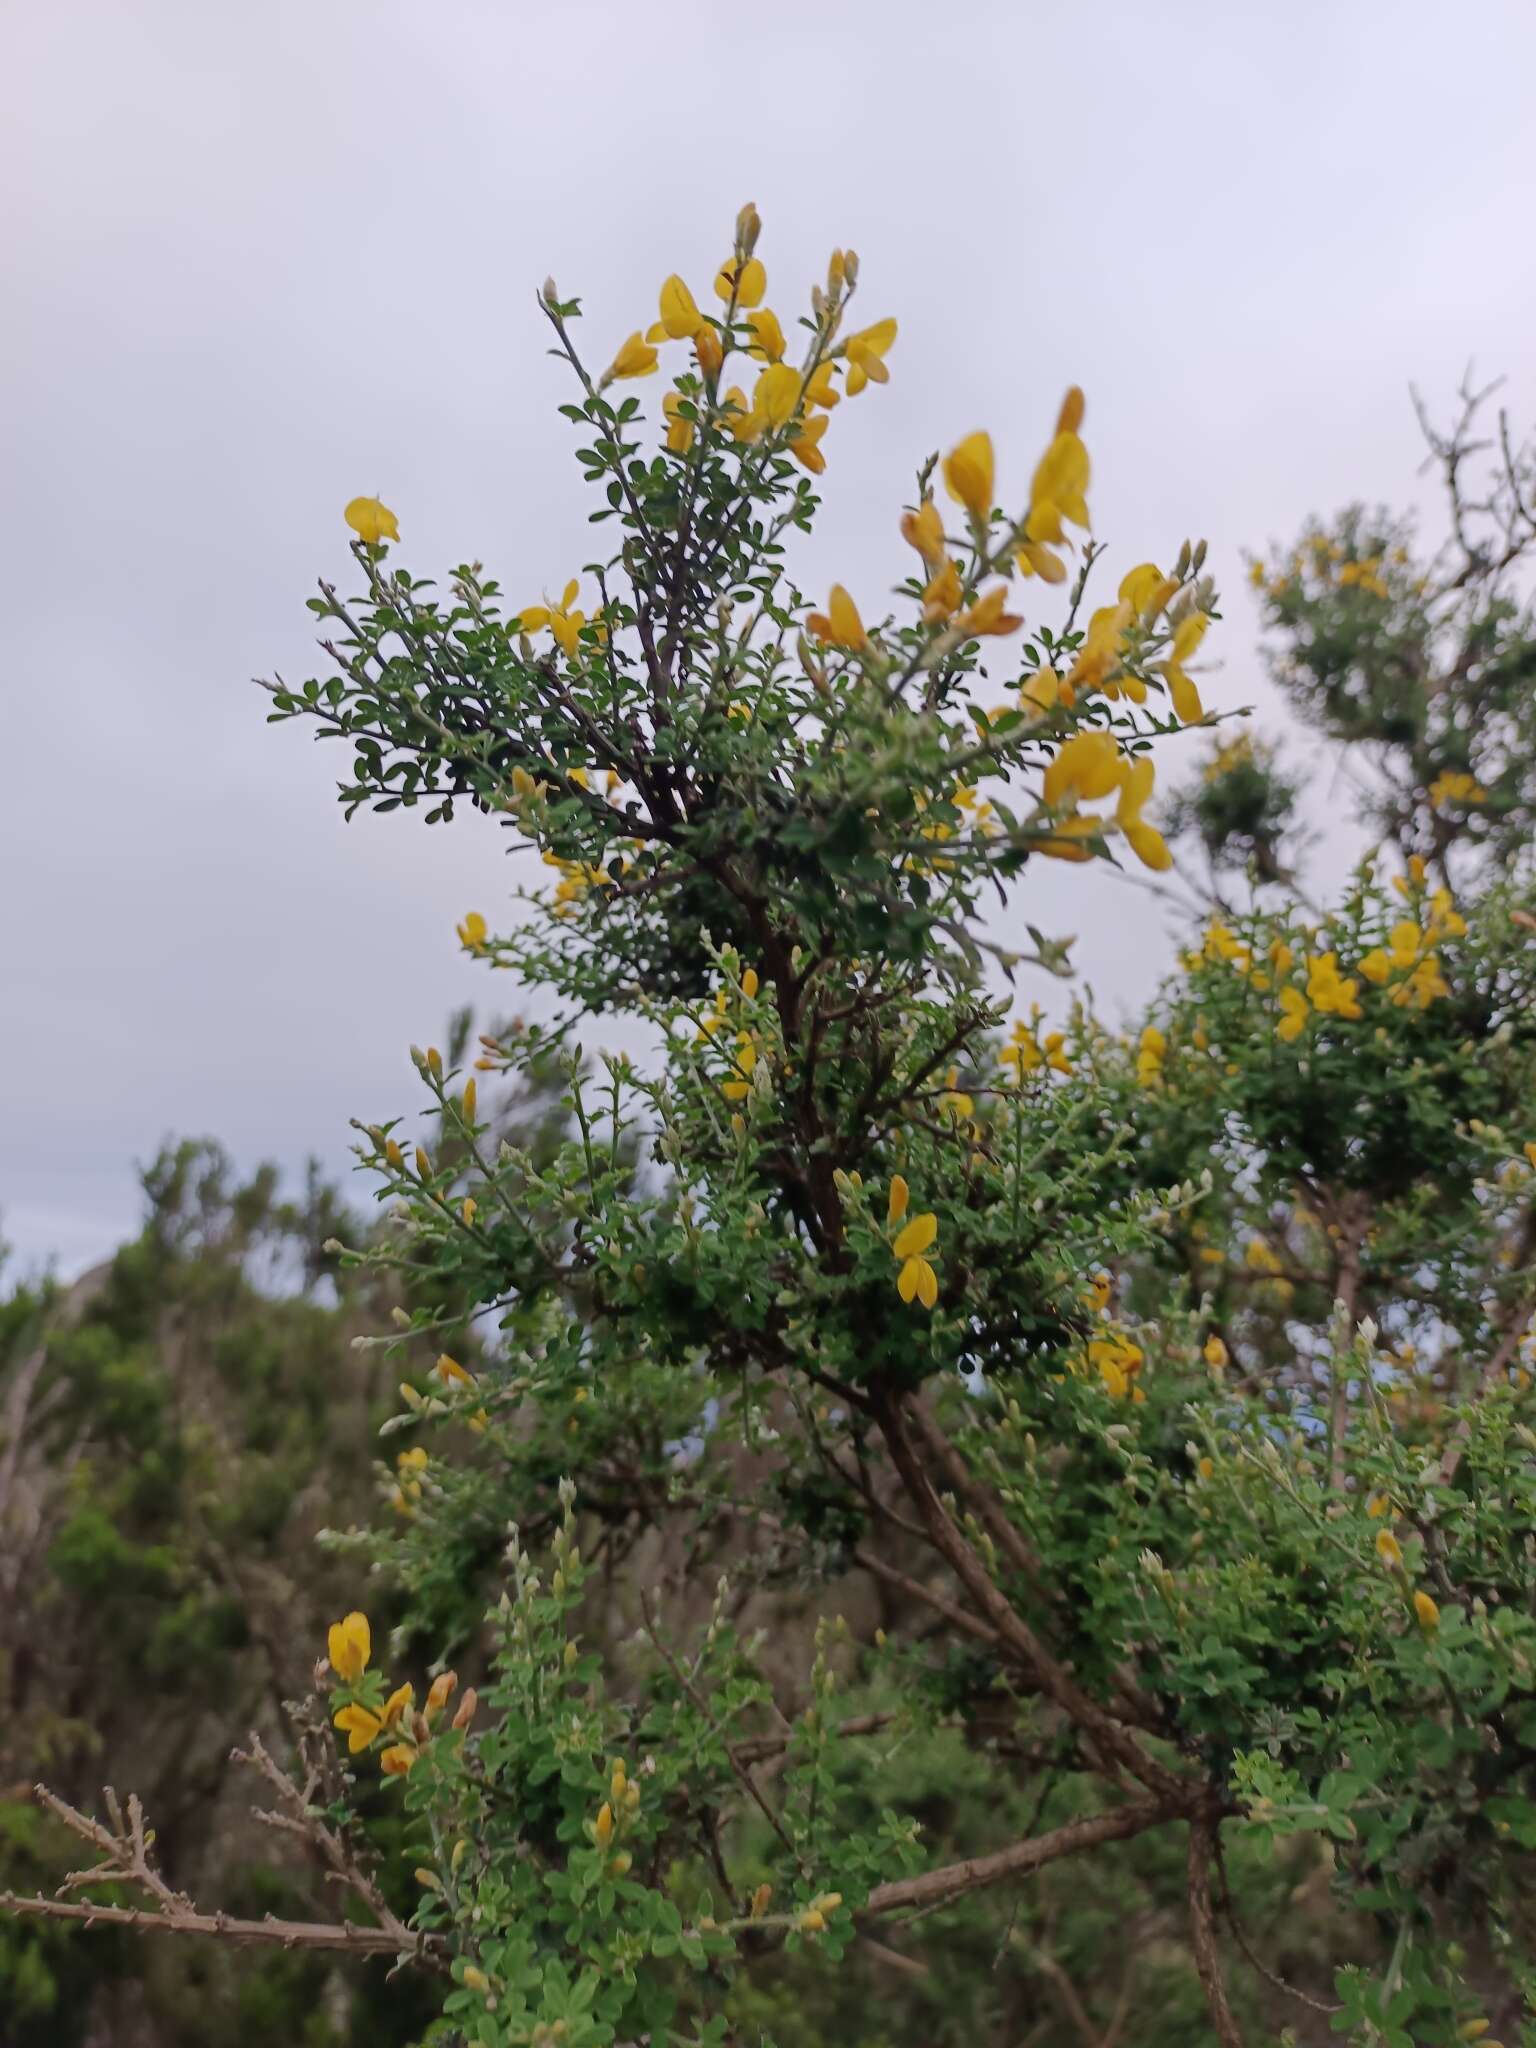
[4,0,1535,1278]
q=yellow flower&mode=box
[1203,1336,1228,1370]
[605,331,659,382]
[594,1801,615,1849]
[426,1670,459,1716]
[1021,669,1063,715]
[887,1174,910,1225]
[722,1030,760,1100]
[844,316,897,393]
[1135,1025,1166,1089]
[1428,769,1485,809]
[1160,613,1209,723]
[436,1352,475,1387]
[1087,1333,1143,1398]
[956,585,1022,638]
[1064,601,1131,695]
[722,385,759,442]
[1276,987,1310,1042]
[345,496,400,546]
[893,1212,939,1309]
[381,1683,415,1728]
[1395,952,1450,1010]
[1413,1589,1440,1632]
[327,1611,371,1683]
[380,1744,417,1776]
[788,412,829,474]
[1114,756,1172,872]
[942,431,994,525]
[457,911,488,951]
[1376,1528,1403,1568]
[695,327,724,378]
[1043,731,1121,808]
[803,361,841,409]
[1119,561,1178,618]
[657,274,703,340]
[714,255,767,307]
[1023,421,1091,571]
[1305,952,1362,1019]
[333,1703,382,1753]
[901,497,947,570]
[519,580,589,658]
[1426,886,1466,939]
[746,308,787,361]
[661,391,694,455]
[806,584,868,651]
[754,362,801,429]
[921,559,963,623]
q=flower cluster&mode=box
[324,1609,474,1779]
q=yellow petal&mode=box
[345,496,400,546]
[1055,386,1086,435]
[893,1212,938,1260]
[1125,820,1173,871]
[1170,613,1209,663]
[1043,731,1121,807]
[897,1258,920,1303]
[1118,562,1165,613]
[942,431,994,524]
[902,497,946,567]
[826,583,866,648]
[845,316,897,362]
[333,1704,382,1754]
[715,256,766,307]
[1164,666,1204,723]
[1017,541,1067,583]
[658,274,703,340]
[327,1611,371,1682]
[754,362,800,428]
[804,361,840,409]
[608,331,659,380]
[887,1174,909,1224]
[747,308,786,361]
[1115,756,1156,824]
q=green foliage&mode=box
[18,221,1536,2048]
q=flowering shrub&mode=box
[16,211,1536,2048]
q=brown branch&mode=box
[0,1888,436,1959]
[1187,1815,1244,2047]
[874,1388,1188,1801]
[861,1798,1170,1918]
[17,1750,439,1971]
[853,1544,1009,1653]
